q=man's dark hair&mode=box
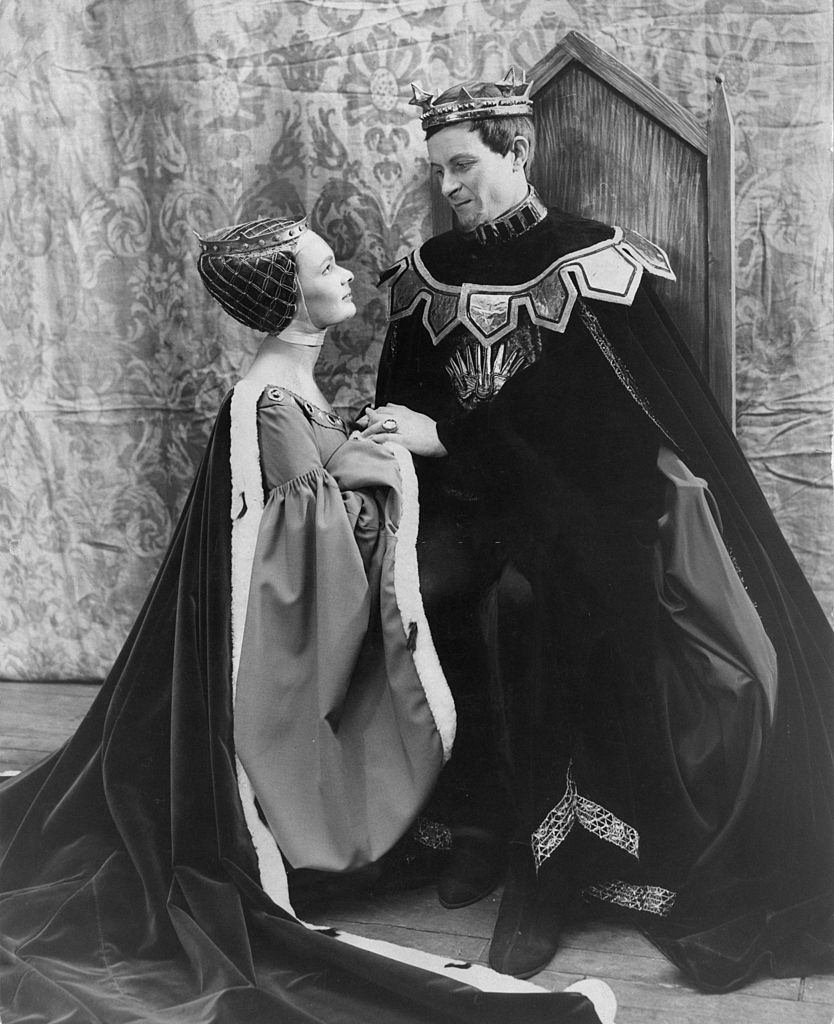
[426,114,536,169]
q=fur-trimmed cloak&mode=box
[0,383,604,1023]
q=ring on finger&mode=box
[381,417,398,433]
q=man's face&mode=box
[427,123,526,231]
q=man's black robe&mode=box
[375,206,834,992]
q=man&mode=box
[360,69,834,989]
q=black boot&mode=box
[437,826,507,909]
[487,843,575,978]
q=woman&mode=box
[0,214,611,1024]
[202,216,455,893]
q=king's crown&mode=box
[409,67,534,132]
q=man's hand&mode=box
[357,404,447,457]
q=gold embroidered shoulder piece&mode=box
[381,227,675,348]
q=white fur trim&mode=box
[387,443,456,762]
[565,980,618,1024]
[229,381,293,913]
[230,380,265,677]
[333,931,547,993]
[333,930,616,1013]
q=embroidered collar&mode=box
[258,385,346,430]
[462,188,548,246]
[381,226,675,348]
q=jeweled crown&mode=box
[409,67,533,132]
[195,215,308,256]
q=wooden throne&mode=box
[431,32,736,427]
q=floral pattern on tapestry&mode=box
[0,0,831,677]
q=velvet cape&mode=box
[0,389,605,1024]
[375,207,834,992]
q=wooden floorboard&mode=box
[0,680,101,771]
[2,680,832,1024]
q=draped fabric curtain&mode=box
[1,0,831,679]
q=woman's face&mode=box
[295,232,355,329]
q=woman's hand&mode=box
[357,404,447,457]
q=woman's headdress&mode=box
[196,216,308,334]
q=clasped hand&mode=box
[354,404,447,457]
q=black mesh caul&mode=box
[196,216,308,334]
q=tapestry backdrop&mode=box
[1,0,831,679]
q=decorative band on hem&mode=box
[583,880,676,917]
[531,760,639,868]
[413,817,453,851]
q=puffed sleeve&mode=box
[232,392,453,875]
[255,395,330,488]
